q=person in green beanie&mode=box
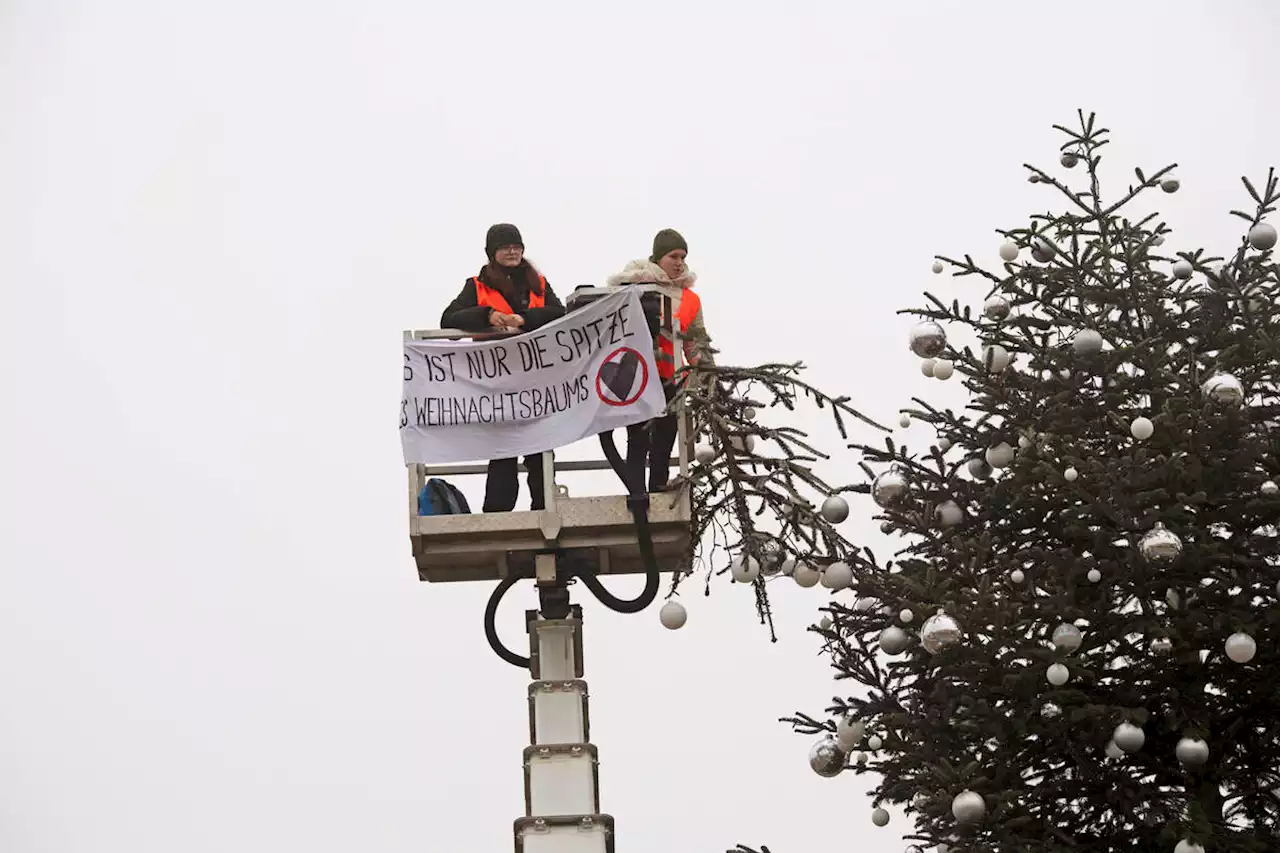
[606,228,715,491]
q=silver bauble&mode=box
[1060,151,1079,168]
[821,494,850,523]
[982,344,1012,372]
[836,716,865,749]
[936,500,964,528]
[1175,736,1209,767]
[951,790,986,823]
[919,609,963,654]
[1113,722,1145,753]
[821,561,854,590]
[1139,523,1183,564]
[730,555,761,583]
[1046,662,1070,686]
[1073,328,1104,355]
[968,457,993,479]
[872,468,910,507]
[985,441,1015,469]
[808,736,847,777]
[1161,176,1180,193]
[1052,622,1083,652]
[983,295,1011,321]
[871,807,890,827]
[1225,631,1257,664]
[909,320,948,358]
[1202,372,1244,407]
[792,562,820,588]
[742,406,757,421]
[880,625,911,655]
[1249,221,1278,251]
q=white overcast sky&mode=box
[2,2,1277,852]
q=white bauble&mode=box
[1113,722,1145,753]
[1064,467,1079,482]
[986,441,1015,469]
[1249,222,1277,251]
[998,240,1020,262]
[931,260,944,274]
[968,457,993,480]
[1174,840,1205,853]
[1261,480,1278,496]
[659,600,687,629]
[792,562,820,588]
[836,716,865,749]
[1010,569,1026,584]
[983,344,1012,372]
[899,413,912,428]
[1073,328,1104,355]
[822,561,854,591]
[1087,568,1102,583]
[951,790,986,823]
[1176,737,1209,767]
[1105,740,1123,760]
[921,358,937,378]
[730,556,761,583]
[821,495,850,523]
[1046,663,1070,686]
[936,500,964,528]
[879,626,911,655]
[937,436,953,452]
[1130,416,1154,441]
[867,734,883,750]
[1225,631,1257,663]
[900,608,915,624]
[1172,259,1193,280]
[694,443,716,464]
[933,359,955,380]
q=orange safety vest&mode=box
[472,275,546,315]
[656,289,701,382]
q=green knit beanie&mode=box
[650,228,688,263]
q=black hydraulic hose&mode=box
[576,428,661,614]
[484,567,532,669]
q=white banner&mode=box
[400,288,667,464]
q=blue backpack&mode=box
[417,478,471,516]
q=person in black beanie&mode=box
[440,224,565,512]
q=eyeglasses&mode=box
[496,245,523,253]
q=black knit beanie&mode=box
[485,223,524,259]
[650,228,688,263]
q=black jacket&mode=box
[440,262,566,332]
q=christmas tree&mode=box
[759,112,1280,853]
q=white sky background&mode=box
[2,2,1277,851]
